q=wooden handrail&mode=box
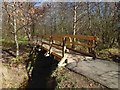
[36,34,96,39]
[33,34,97,58]
[66,42,95,48]
[65,35,96,41]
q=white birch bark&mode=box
[72,2,77,48]
[13,2,19,58]
[73,2,77,36]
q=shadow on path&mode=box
[26,47,58,89]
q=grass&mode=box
[97,48,120,61]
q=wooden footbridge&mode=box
[31,34,119,89]
[33,34,97,66]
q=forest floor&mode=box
[1,60,28,88]
[97,48,120,63]
[51,67,108,89]
[1,43,29,88]
[1,42,120,89]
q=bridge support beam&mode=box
[58,54,68,67]
[44,51,50,57]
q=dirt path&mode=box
[66,59,119,89]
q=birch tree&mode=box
[3,2,20,57]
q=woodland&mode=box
[1,1,120,89]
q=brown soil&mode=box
[1,44,29,88]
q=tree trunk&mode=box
[72,2,77,48]
[25,27,31,44]
[87,3,93,35]
[13,2,19,58]
[73,2,77,36]
[117,2,120,47]
[31,19,35,40]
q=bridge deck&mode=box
[38,43,119,89]
[66,59,119,89]
[39,43,90,63]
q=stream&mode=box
[25,48,58,89]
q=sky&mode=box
[1,0,120,2]
[32,0,120,2]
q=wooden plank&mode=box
[65,35,96,41]
[41,46,49,51]
[42,41,62,50]
[52,44,62,50]
[43,35,50,38]
[52,37,62,42]
[52,43,62,46]
[39,34,96,41]
[66,42,95,48]
[66,47,94,57]
[42,41,49,45]
[51,34,96,40]
[51,52,62,59]
[52,34,64,37]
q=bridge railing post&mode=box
[88,39,96,59]
[62,36,67,57]
[88,40,92,53]
[58,36,68,67]
[36,35,39,44]
[92,39,97,59]
[40,35,43,47]
[49,36,53,54]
